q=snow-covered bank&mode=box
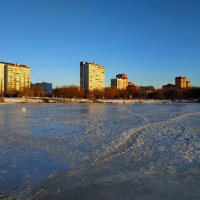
[0,97,197,104]
[0,97,93,104]
[2,98,44,103]
[98,99,173,104]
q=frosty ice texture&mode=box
[0,104,199,199]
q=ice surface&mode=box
[0,103,200,199]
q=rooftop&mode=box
[0,61,29,68]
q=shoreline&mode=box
[0,97,198,104]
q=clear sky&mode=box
[0,0,200,88]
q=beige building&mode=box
[80,62,105,91]
[0,63,4,94]
[175,76,191,89]
[111,74,128,89]
[111,78,127,89]
[0,62,30,95]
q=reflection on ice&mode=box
[81,104,106,113]
[0,104,200,199]
[22,107,26,112]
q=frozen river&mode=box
[0,103,200,199]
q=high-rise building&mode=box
[175,76,191,89]
[0,63,4,94]
[80,62,105,91]
[0,62,30,95]
[111,74,128,89]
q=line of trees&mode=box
[2,85,200,100]
[51,86,200,100]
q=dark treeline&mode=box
[51,86,200,100]
[2,86,200,100]
[53,86,84,98]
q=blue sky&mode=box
[0,0,200,88]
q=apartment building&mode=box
[0,62,30,95]
[80,62,105,91]
[111,74,128,89]
[0,63,4,94]
[175,76,191,89]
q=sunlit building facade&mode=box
[0,63,4,94]
[186,80,191,89]
[80,62,105,91]
[175,76,191,89]
[0,62,30,95]
[111,74,128,89]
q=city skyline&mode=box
[0,0,200,88]
[0,60,193,93]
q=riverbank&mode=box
[0,97,92,104]
[0,97,198,104]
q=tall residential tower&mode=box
[80,62,105,91]
[0,63,4,94]
[0,62,30,95]
[175,76,191,89]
